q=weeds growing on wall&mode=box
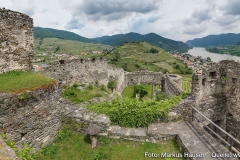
[1,133,34,160]
[87,93,188,127]
[62,83,110,103]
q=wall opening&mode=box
[80,59,83,63]
[232,78,237,84]
[21,132,27,137]
[202,78,206,86]
[59,60,65,65]
[91,58,96,62]
[209,71,217,79]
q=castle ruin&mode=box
[1,8,240,159]
[0,8,33,74]
[191,60,240,149]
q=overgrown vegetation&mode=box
[86,93,188,127]
[34,124,185,160]
[0,71,56,93]
[122,84,153,99]
[1,133,34,160]
[156,93,170,101]
[107,80,115,92]
[62,83,109,103]
[133,85,149,99]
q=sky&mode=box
[1,0,240,42]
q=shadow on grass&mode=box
[84,135,91,144]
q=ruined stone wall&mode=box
[0,83,63,152]
[124,71,164,86]
[0,8,33,74]
[164,74,183,96]
[43,58,183,96]
[43,58,125,94]
[191,60,240,149]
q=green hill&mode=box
[34,27,97,43]
[33,37,112,64]
[186,33,240,47]
[34,38,112,55]
[88,42,192,74]
[93,32,190,53]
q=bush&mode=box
[107,80,115,92]
[156,93,169,101]
[72,83,78,88]
[149,48,159,53]
[133,85,148,99]
[100,85,107,91]
[88,84,93,90]
[87,93,187,127]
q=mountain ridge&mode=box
[186,33,240,47]
[93,32,190,52]
[34,27,97,43]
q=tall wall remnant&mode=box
[43,58,183,96]
[0,8,33,74]
[43,58,125,93]
[191,60,240,149]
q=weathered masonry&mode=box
[0,83,63,152]
[43,58,183,96]
[191,60,240,150]
[0,8,33,74]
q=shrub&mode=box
[133,85,148,99]
[72,83,78,88]
[149,48,159,53]
[156,92,169,101]
[107,80,115,92]
[88,84,93,90]
[87,93,187,127]
[100,85,107,91]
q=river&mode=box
[187,47,240,62]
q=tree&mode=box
[107,80,115,92]
[133,85,148,99]
[149,48,159,53]
[207,57,211,62]
[54,46,60,53]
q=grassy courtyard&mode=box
[0,71,56,93]
[34,125,185,160]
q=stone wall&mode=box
[43,58,183,96]
[0,83,63,152]
[43,58,125,94]
[164,74,183,96]
[0,8,33,74]
[63,104,179,142]
[191,60,240,150]
[124,71,163,86]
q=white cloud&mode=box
[1,0,240,42]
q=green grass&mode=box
[62,84,109,103]
[180,74,192,93]
[122,84,153,99]
[34,124,185,160]
[0,71,56,93]
[182,81,191,93]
